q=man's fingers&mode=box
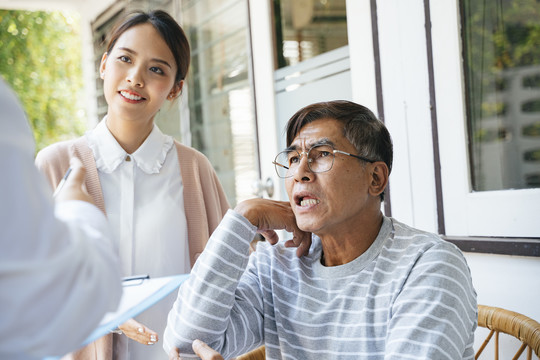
[283,231,312,257]
[296,238,311,257]
[192,339,224,360]
[168,347,180,360]
[258,230,279,245]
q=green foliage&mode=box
[462,0,540,128]
[463,0,540,72]
[0,10,86,152]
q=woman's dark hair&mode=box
[105,10,190,84]
[285,100,393,200]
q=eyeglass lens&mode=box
[274,144,335,178]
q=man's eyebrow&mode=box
[310,138,334,147]
[116,47,172,69]
[285,138,335,152]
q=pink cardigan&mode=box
[35,137,230,360]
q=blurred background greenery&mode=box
[0,9,86,153]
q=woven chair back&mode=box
[476,305,540,360]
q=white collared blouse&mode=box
[86,118,190,360]
[86,118,190,277]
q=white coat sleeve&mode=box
[0,79,122,359]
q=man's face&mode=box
[285,118,374,236]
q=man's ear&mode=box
[99,52,108,79]
[368,162,389,197]
[167,80,184,100]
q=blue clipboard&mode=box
[43,273,189,360]
[82,273,189,345]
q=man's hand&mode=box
[55,157,93,204]
[168,340,223,360]
[118,318,158,345]
[235,198,311,257]
[192,340,224,360]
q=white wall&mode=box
[466,252,540,358]
[466,253,540,321]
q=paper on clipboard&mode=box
[43,274,189,360]
[82,273,189,346]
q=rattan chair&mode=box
[236,345,265,360]
[476,305,540,359]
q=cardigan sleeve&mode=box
[175,141,231,266]
[35,140,73,190]
[36,138,107,215]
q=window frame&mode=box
[427,0,540,255]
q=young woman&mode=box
[36,10,229,360]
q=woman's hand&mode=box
[118,318,158,345]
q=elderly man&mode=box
[164,100,477,359]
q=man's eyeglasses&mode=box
[273,144,377,178]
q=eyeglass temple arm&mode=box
[272,161,289,170]
[334,150,376,163]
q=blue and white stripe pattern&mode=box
[164,210,477,359]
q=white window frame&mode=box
[430,0,540,238]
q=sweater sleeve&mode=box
[384,242,478,360]
[163,210,265,359]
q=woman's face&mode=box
[99,23,180,125]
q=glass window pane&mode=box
[273,0,348,68]
[182,0,259,206]
[461,0,540,191]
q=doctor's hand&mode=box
[235,198,312,257]
[118,318,158,345]
[55,157,93,204]
[168,340,223,360]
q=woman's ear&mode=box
[167,80,184,100]
[368,162,389,197]
[99,53,108,79]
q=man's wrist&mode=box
[233,201,258,228]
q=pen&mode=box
[122,274,150,282]
[53,167,72,197]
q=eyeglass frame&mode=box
[272,143,378,178]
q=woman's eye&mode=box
[150,66,164,75]
[118,55,130,63]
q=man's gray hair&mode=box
[285,100,393,200]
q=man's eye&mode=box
[319,151,331,157]
[289,155,300,165]
[310,150,329,160]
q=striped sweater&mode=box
[164,210,477,359]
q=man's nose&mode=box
[292,152,313,181]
